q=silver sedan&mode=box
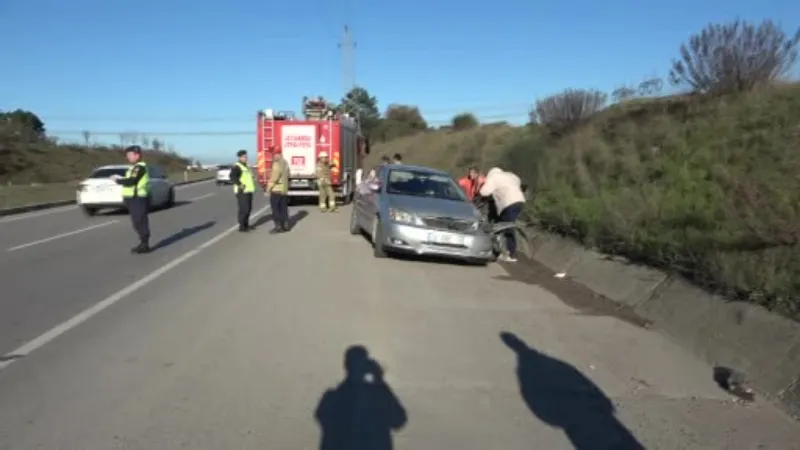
[349,164,494,265]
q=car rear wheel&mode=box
[166,188,176,208]
[372,217,387,258]
[81,206,97,217]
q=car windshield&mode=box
[217,165,231,171]
[88,167,127,179]
[386,169,466,201]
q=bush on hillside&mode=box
[451,113,479,131]
[531,89,607,134]
[372,104,428,142]
[670,19,800,95]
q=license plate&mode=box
[290,179,310,187]
[427,231,465,246]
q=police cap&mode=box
[125,145,142,154]
[236,150,247,157]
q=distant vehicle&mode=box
[349,164,494,265]
[216,165,232,185]
[255,96,370,204]
[76,164,175,217]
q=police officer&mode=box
[267,151,290,233]
[114,145,151,253]
[316,151,337,212]
[229,150,255,232]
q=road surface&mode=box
[0,185,798,449]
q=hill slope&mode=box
[372,85,800,320]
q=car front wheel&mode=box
[372,217,387,258]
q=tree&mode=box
[0,109,46,139]
[82,130,91,147]
[374,104,428,142]
[611,86,638,103]
[637,78,663,96]
[340,86,381,137]
[151,138,162,152]
[532,88,607,133]
[669,19,800,95]
[451,112,479,130]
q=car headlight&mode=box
[388,208,420,225]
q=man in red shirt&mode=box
[457,166,485,200]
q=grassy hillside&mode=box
[372,84,800,320]
[0,137,191,185]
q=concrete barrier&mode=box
[522,228,800,418]
[0,177,213,217]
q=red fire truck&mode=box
[256,96,370,204]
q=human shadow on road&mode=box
[253,209,309,230]
[97,200,192,216]
[151,220,215,250]
[500,331,645,450]
[315,345,407,450]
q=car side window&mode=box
[149,166,165,179]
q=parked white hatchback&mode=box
[76,164,176,216]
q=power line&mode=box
[42,104,533,123]
[49,112,528,137]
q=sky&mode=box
[1,0,797,164]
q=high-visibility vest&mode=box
[121,162,149,198]
[234,162,255,193]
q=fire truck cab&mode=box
[256,96,369,204]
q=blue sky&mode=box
[1,0,797,164]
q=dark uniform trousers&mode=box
[269,193,289,229]
[124,197,150,243]
[236,192,254,228]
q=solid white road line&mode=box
[6,221,120,252]
[0,204,271,371]
[0,179,214,224]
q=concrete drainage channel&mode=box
[509,226,800,419]
[0,177,214,217]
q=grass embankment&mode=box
[0,138,208,209]
[371,85,800,320]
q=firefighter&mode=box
[113,145,151,253]
[316,151,337,212]
[229,149,255,232]
[267,151,291,233]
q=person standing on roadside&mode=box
[229,149,255,232]
[267,150,291,233]
[316,151,337,212]
[392,153,403,164]
[479,167,526,262]
[113,145,151,254]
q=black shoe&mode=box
[282,222,291,232]
[131,243,151,254]
[239,226,250,233]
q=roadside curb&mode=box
[0,177,214,218]
[519,225,800,419]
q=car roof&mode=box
[93,164,131,170]
[384,164,449,177]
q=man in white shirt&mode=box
[479,167,526,262]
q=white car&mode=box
[216,165,232,185]
[76,164,176,217]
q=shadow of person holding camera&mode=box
[315,345,408,450]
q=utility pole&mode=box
[338,25,356,99]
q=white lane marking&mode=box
[0,180,214,224]
[0,204,271,371]
[187,193,216,202]
[6,221,120,252]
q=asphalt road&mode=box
[0,192,798,449]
